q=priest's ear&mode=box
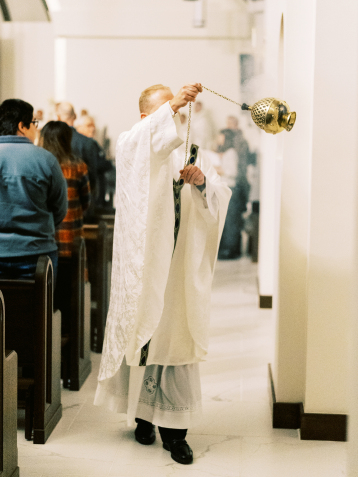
[140,112,148,120]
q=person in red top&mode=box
[40,121,91,257]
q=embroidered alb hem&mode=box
[138,396,202,413]
[135,400,203,430]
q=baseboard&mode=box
[268,365,301,429]
[300,412,347,442]
[268,364,347,441]
[273,402,303,429]
[256,277,273,309]
[260,295,272,309]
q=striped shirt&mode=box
[55,161,91,257]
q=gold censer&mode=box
[241,98,296,135]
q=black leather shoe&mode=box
[135,420,156,445]
[163,439,193,465]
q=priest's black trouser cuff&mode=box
[158,425,187,442]
[136,418,187,441]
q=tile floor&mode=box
[18,258,347,476]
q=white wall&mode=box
[0,1,253,155]
[51,0,252,155]
[61,37,244,151]
[256,0,283,299]
[0,22,55,113]
[51,0,250,39]
[274,0,316,403]
[304,0,358,413]
[264,0,358,423]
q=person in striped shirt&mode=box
[40,121,91,258]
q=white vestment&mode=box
[94,101,231,423]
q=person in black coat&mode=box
[57,102,112,218]
[76,115,114,208]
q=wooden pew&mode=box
[96,214,114,227]
[96,214,114,259]
[83,221,112,353]
[55,237,92,391]
[0,291,19,477]
[0,256,62,444]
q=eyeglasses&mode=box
[31,120,39,128]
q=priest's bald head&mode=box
[139,84,174,119]
[139,83,203,119]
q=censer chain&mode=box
[183,86,242,169]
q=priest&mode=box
[94,82,231,465]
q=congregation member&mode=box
[94,83,231,465]
[76,114,96,139]
[57,102,112,212]
[76,114,114,207]
[56,102,98,199]
[217,116,250,259]
[34,109,46,130]
[40,121,91,258]
[0,99,67,280]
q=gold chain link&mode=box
[183,86,242,169]
[184,101,191,168]
[202,86,242,107]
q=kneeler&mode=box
[139,144,200,366]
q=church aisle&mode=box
[17,259,347,477]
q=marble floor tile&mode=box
[17,258,347,476]
[109,434,240,477]
[19,454,113,476]
[20,473,43,477]
[240,436,347,477]
[192,400,275,437]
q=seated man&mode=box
[0,99,67,280]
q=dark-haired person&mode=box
[0,99,67,280]
[40,121,91,259]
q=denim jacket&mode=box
[0,136,67,257]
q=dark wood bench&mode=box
[55,237,92,391]
[0,291,19,477]
[0,256,62,444]
[83,221,112,353]
[96,214,114,227]
[96,214,114,260]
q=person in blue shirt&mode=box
[0,99,68,280]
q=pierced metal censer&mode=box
[241,98,296,135]
[201,87,296,135]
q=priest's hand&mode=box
[179,165,205,186]
[170,83,203,113]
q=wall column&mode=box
[304,0,358,415]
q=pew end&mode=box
[0,256,62,444]
[84,221,112,353]
[55,237,92,391]
[0,291,19,477]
